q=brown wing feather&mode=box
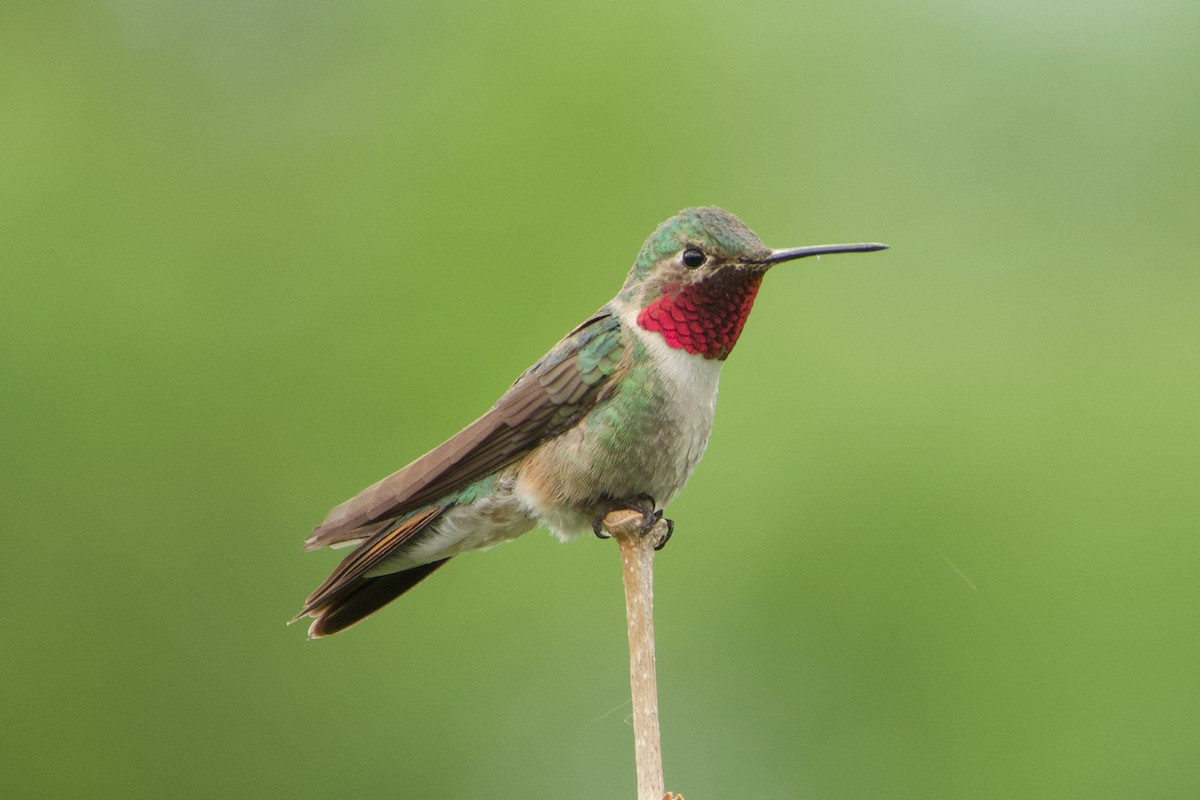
[296,505,445,620]
[305,313,623,550]
[306,559,451,637]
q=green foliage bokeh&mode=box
[3,2,1198,798]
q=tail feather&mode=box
[304,559,451,637]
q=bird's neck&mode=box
[635,270,764,360]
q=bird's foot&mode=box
[592,494,673,550]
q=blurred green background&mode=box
[4,1,1198,798]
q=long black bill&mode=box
[763,242,889,264]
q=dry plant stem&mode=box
[602,508,671,800]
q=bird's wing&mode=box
[305,310,626,549]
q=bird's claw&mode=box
[633,496,674,548]
[653,516,675,551]
[592,518,612,540]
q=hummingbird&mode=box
[296,207,886,636]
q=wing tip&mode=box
[291,558,453,638]
[288,597,361,639]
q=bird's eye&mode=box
[681,248,706,268]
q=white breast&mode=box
[621,306,723,482]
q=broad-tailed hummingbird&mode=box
[296,207,886,636]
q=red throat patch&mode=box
[636,270,764,360]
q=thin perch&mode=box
[600,508,680,800]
